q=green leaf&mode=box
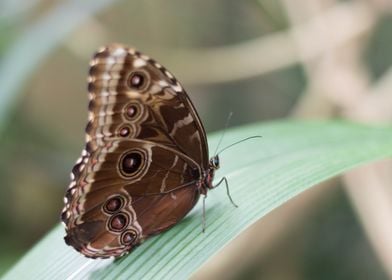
[3,120,392,280]
[0,0,120,134]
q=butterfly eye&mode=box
[104,196,124,213]
[108,213,129,232]
[121,230,137,245]
[121,152,143,175]
[128,72,147,90]
[214,157,220,167]
[209,156,220,169]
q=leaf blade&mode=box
[3,120,392,280]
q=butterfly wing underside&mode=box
[61,44,209,258]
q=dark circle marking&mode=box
[118,148,148,179]
[119,126,130,137]
[108,213,128,232]
[127,72,146,90]
[121,230,137,245]
[103,196,124,214]
[121,152,142,175]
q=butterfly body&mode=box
[61,44,218,258]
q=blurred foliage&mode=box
[0,0,391,278]
[364,15,392,80]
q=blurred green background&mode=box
[1,0,392,279]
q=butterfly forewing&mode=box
[85,44,208,164]
[62,44,209,258]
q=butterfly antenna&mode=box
[213,112,233,156]
[217,135,262,156]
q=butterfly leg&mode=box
[213,177,238,208]
[202,195,207,233]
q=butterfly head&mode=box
[209,155,220,170]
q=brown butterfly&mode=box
[61,44,229,258]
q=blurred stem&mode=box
[63,1,375,87]
[0,0,121,137]
[156,1,374,85]
[344,161,392,278]
[283,0,392,278]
